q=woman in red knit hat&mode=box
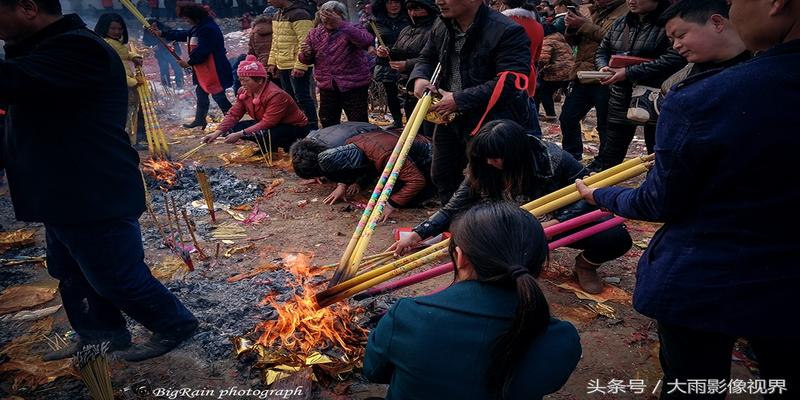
[201,55,310,153]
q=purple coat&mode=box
[299,22,373,92]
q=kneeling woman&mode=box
[202,56,309,152]
[392,119,632,294]
[364,202,581,399]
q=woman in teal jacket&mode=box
[363,202,581,399]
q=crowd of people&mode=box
[1,0,798,398]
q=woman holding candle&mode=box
[390,119,632,294]
[149,3,233,130]
[201,55,309,153]
[365,202,581,399]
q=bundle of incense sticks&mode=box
[134,63,170,159]
[73,342,114,400]
[196,168,216,223]
[329,63,443,288]
[211,223,248,240]
[317,154,655,307]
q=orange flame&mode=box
[142,160,184,188]
[254,253,367,359]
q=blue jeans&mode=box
[156,51,184,88]
[559,81,610,161]
[45,216,196,342]
[278,68,318,130]
[528,97,542,138]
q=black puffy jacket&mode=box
[413,137,594,239]
[595,7,686,125]
[305,121,382,148]
[390,0,438,89]
[408,4,532,135]
[369,0,410,82]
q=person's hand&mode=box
[346,183,360,197]
[380,203,396,223]
[267,64,278,76]
[178,59,191,69]
[565,11,587,29]
[147,26,162,37]
[413,78,430,98]
[375,45,390,58]
[291,68,305,78]
[224,130,245,144]
[323,183,348,205]
[387,231,422,256]
[575,179,597,205]
[132,56,144,67]
[320,10,343,28]
[201,131,222,143]
[430,89,458,118]
[135,75,147,85]
[599,66,627,85]
[389,60,406,72]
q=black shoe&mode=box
[585,159,604,174]
[182,120,207,130]
[121,320,198,362]
[42,337,131,361]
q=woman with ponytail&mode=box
[364,202,581,399]
[391,119,632,294]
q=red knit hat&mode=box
[237,55,267,78]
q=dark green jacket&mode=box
[364,280,581,400]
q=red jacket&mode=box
[218,82,308,134]
[504,8,544,97]
[346,131,430,207]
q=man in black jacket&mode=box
[0,0,197,362]
[408,0,531,203]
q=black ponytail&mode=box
[448,202,551,399]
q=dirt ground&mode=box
[0,21,760,400]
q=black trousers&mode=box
[596,122,656,169]
[46,217,197,342]
[535,80,569,117]
[318,84,369,128]
[383,81,403,125]
[194,84,232,124]
[657,322,799,399]
[556,221,631,264]
[229,120,309,153]
[559,81,610,161]
[431,123,469,204]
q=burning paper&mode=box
[236,252,368,386]
[142,160,183,188]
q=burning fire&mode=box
[241,252,368,385]
[142,159,183,187]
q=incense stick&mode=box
[196,168,216,223]
[178,143,207,161]
[181,208,209,260]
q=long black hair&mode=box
[466,119,544,200]
[95,13,129,44]
[448,201,550,400]
[177,3,210,24]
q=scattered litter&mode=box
[0,283,58,315]
[0,230,37,253]
[1,304,62,322]
[554,281,632,305]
